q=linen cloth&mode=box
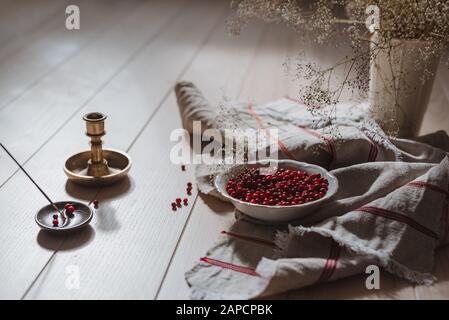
[175,81,449,299]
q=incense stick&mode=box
[0,142,66,221]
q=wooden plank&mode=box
[0,0,185,188]
[24,2,228,299]
[0,0,66,48]
[0,0,142,110]
[0,0,203,299]
[157,195,236,299]
[0,0,67,63]
[414,247,449,299]
[1,0,228,300]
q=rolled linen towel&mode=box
[175,81,218,134]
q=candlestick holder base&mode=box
[64,149,131,186]
[64,112,131,186]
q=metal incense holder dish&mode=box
[64,112,131,186]
[35,201,93,232]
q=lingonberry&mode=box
[181,165,186,171]
[53,219,59,226]
[187,182,192,187]
[93,200,99,209]
[64,203,71,210]
[183,198,188,205]
[66,205,75,214]
[171,202,177,210]
[176,198,182,204]
[225,167,328,206]
[53,214,58,219]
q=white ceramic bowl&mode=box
[215,160,338,222]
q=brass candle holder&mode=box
[64,112,131,186]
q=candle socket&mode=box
[83,112,110,177]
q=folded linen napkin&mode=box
[175,82,449,299]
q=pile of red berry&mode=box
[53,202,78,227]
[225,167,328,206]
[171,182,193,210]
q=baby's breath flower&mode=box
[228,0,449,136]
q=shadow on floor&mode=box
[37,225,95,251]
[64,176,134,202]
[61,177,134,232]
[199,192,234,215]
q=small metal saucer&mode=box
[64,148,131,186]
[35,201,93,232]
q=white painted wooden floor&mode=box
[1,0,448,300]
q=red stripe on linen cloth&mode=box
[357,206,439,240]
[357,130,378,162]
[407,181,449,198]
[316,240,341,284]
[284,96,335,161]
[247,104,297,161]
[285,96,323,110]
[200,257,260,277]
[366,137,378,162]
[297,125,336,163]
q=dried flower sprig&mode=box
[228,0,449,135]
